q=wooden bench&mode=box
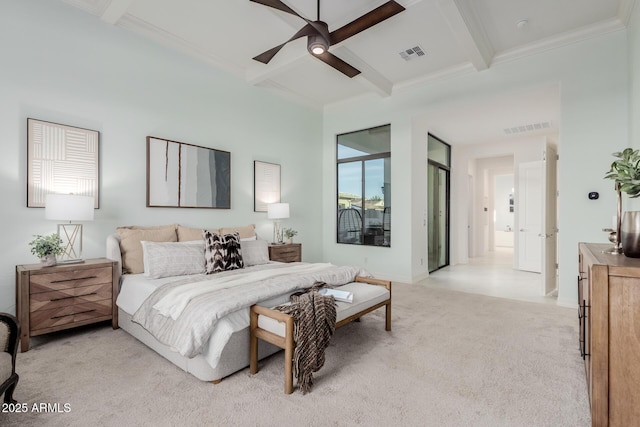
[249,276,391,394]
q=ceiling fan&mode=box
[250,0,405,78]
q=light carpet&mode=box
[2,282,590,426]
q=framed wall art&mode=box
[27,118,100,208]
[147,136,230,209]
[254,160,281,212]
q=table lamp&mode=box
[45,194,94,263]
[267,203,289,244]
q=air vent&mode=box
[399,46,425,61]
[503,121,551,135]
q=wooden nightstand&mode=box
[268,243,302,263]
[15,258,119,352]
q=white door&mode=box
[542,146,558,295]
[517,161,543,273]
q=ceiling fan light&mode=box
[307,34,328,56]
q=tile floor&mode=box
[418,247,558,305]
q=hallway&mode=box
[418,247,557,305]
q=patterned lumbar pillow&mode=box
[203,231,244,274]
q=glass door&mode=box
[427,134,450,273]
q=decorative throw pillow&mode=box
[241,239,270,266]
[204,231,226,274]
[203,231,244,274]
[116,226,178,274]
[219,224,256,240]
[141,240,205,279]
[223,232,244,270]
[177,225,221,242]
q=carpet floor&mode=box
[2,282,590,426]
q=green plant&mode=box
[283,228,298,239]
[28,233,64,258]
[605,148,640,197]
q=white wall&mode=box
[323,31,628,307]
[0,1,323,314]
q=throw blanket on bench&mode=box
[133,263,364,358]
[274,284,337,394]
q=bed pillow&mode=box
[141,240,205,279]
[219,224,256,240]
[117,226,178,274]
[241,239,270,266]
[177,225,221,242]
[203,231,244,274]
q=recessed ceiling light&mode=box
[516,19,528,29]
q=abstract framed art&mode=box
[146,136,231,209]
[27,118,100,208]
[254,160,281,212]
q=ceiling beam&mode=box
[101,0,135,25]
[331,46,392,97]
[437,0,493,71]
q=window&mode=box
[337,124,391,247]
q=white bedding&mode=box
[116,264,294,371]
[131,262,365,358]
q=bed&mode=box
[106,224,368,382]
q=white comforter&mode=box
[130,262,365,359]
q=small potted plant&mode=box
[283,228,298,244]
[605,148,640,257]
[29,233,64,266]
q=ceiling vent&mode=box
[399,46,425,61]
[503,121,551,135]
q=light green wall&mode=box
[323,31,629,306]
[630,2,640,151]
[0,0,323,313]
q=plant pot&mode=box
[621,211,640,257]
[40,254,57,267]
[287,238,293,244]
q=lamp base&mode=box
[57,223,84,261]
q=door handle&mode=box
[520,229,526,232]
[538,233,553,238]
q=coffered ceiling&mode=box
[60,0,632,110]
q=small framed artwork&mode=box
[146,136,231,208]
[27,118,100,208]
[254,161,281,212]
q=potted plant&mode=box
[605,148,640,257]
[29,233,64,266]
[283,228,298,244]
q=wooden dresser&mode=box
[16,258,119,352]
[578,243,640,426]
[268,243,302,263]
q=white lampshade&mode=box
[267,203,290,220]
[45,194,94,221]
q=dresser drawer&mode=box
[269,244,302,262]
[29,283,113,312]
[273,250,299,262]
[30,267,113,293]
[30,300,112,331]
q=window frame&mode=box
[336,124,391,247]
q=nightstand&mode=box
[268,243,302,263]
[15,258,119,352]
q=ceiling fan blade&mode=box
[253,24,318,64]
[329,1,405,45]
[249,0,309,22]
[315,51,361,78]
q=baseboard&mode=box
[556,297,578,309]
